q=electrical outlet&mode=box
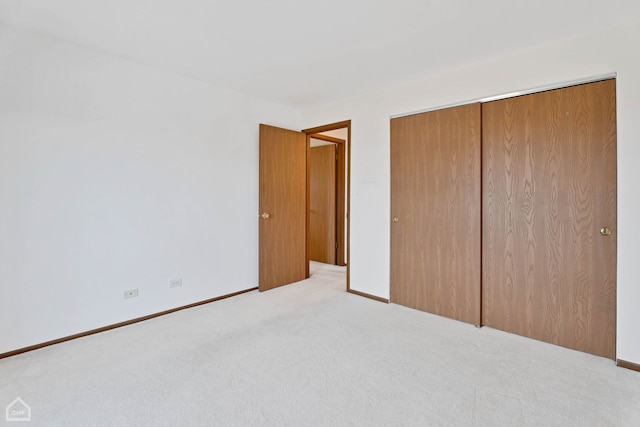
[124,288,139,299]
[169,278,182,288]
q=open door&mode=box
[259,124,308,291]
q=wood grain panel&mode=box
[259,124,307,291]
[482,80,617,359]
[390,103,481,325]
[309,144,337,264]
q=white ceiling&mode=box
[1,1,639,108]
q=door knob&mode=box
[392,217,399,223]
[600,227,612,236]
[261,213,270,220]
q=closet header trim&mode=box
[390,72,617,119]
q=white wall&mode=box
[0,25,300,354]
[301,18,640,365]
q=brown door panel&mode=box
[390,103,482,325]
[482,80,617,359]
[259,124,307,291]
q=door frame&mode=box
[308,133,346,266]
[302,120,351,290]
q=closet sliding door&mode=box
[390,103,481,325]
[482,80,617,359]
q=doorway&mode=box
[303,122,350,290]
[308,131,347,266]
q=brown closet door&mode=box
[482,80,617,359]
[390,103,481,325]
[309,144,337,264]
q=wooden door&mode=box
[390,103,481,325]
[259,124,307,291]
[482,80,617,359]
[309,144,337,264]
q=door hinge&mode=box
[336,242,339,249]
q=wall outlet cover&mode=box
[124,289,139,299]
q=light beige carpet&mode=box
[1,261,639,426]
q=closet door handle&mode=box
[600,227,612,236]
